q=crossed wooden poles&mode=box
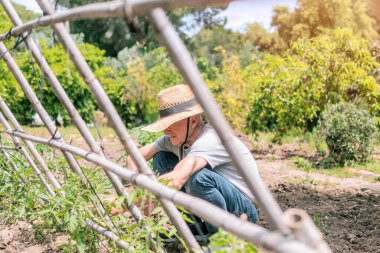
[0,0,332,252]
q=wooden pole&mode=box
[0,43,122,236]
[0,0,143,225]
[35,0,200,250]
[0,145,17,150]
[0,149,28,184]
[148,8,287,234]
[0,112,56,196]
[0,0,232,41]
[282,209,332,253]
[0,42,87,180]
[8,129,326,253]
[0,97,62,191]
[85,219,132,251]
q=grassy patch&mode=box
[311,213,329,235]
[354,162,380,175]
[291,156,380,182]
[22,125,117,140]
[285,177,338,187]
[291,157,357,178]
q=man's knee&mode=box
[187,169,213,193]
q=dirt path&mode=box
[0,220,68,253]
[255,158,380,253]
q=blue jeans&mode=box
[153,151,258,234]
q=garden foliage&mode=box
[246,29,379,137]
[316,102,377,165]
[0,2,380,139]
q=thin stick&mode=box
[0,145,17,150]
[0,0,143,226]
[85,219,132,251]
[0,42,121,235]
[0,149,28,184]
[0,98,62,191]
[9,129,326,253]
[0,112,56,196]
[0,0,232,41]
[282,209,331,252]
[35,0,200,250]
[148,8,287,234]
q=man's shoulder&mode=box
[194,124,219,143]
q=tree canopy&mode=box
[244,0,379,53]
[57,0,226,56]
[272,0,379,46]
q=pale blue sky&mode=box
[10,0,298,31]
[221,0,297,31]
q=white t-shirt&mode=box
[153,124,258,201]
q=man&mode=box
[127,84,258,235]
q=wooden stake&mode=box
[0,0,232,41]
[148,8,287,234]
[0,112,56,196]
[85,219,132,251]
[0,149,28,184]
[0,0,143,226]
[0,97,62,191]
[35,0,200,250]
[9,129,323,253]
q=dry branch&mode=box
[34,0,200,250]
[0,145,17,150]
[85,219,132,251]
[0,0,232,41]
[0,41,122,235]
[0,97,62,190]
[0,111,56,196]
[0,0,144,228]
[0,1,333,252]
[0,149,28,184]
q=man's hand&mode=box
[159,169,189,190]
[158,156,207,190]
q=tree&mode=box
[272,0,379,46]
[188,24,244,66]
[57,0,226,56]
[246,29,380,138]
[243,23,286,53]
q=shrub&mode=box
[246,29,380,138]
[316,102,377,165]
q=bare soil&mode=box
[1,132,380,252]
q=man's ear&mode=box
[190,115,198,128]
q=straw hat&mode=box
[141,85,203,132]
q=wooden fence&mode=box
[0,0,331,252]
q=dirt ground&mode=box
[0,134,379,252]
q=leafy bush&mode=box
[246,29,380,138]
[316,102,377,165]
[104,47,183,128]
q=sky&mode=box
[222,0,297,31]
[10,0,298,31]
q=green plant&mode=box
[293,156,313,172]
[316,102,378,166]
[246,29,379,139]
[311,213,329,234]
[208,229,258,253]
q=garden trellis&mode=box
[0,0,332,252]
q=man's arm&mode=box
[159,156,207,190]
[126,143,158,172]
